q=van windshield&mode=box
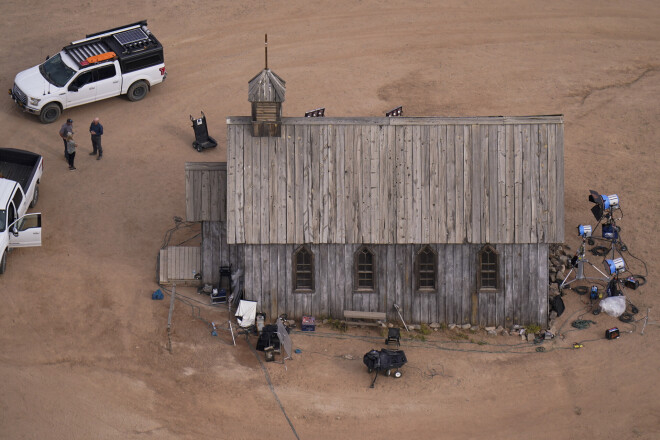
[40,53,76,87]
[0,209,5,232]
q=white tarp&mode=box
[235,300,257,328]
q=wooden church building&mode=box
[185,63,564,327]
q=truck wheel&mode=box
[39,103,61,124]
[29,184,39,208]
[0,250,6,275]
[127,80,149,102]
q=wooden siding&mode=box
[185,162,227,222]
[226,116,564,245]
[229,243,548,327]
[200,221,244,286]
[158,246,202,286]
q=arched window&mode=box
[478,245,498,290]
[293,245,314,292]
[354,246,376,291]
[416,245,437,291]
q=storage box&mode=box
[301,316,316,331]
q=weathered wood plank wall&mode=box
[226,243,548,327]
[185,162,227,222]
[200,221,244,286]
[226,116,564,245]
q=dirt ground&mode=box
[1,1,659,439]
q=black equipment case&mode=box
[190,111,217,152]
[363,348,407,387]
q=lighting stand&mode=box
[641,308,660,335]
[560,237,609,290]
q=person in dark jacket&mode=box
[89,117,103,160]
[59,118,73,161]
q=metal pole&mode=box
[167,284,176,353]
[393,304,409,332]
[641,308,649,335]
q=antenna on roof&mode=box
[265,34,268,70]
[305,108,325,117]
[386,106,403,117]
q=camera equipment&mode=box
[560,236,609,289]
[604,258,626,275]
[606,278,623,297]
[578,224,592,238]
[602,222,619,240]
[605,327,620,340]
[624,276,639,290]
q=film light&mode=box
[588,190,620,221]
[601,194,619,210]
[604,258,626,275]
[578,224,592,238]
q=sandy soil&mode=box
[1,1,659,439]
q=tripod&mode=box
[560,237,609,290]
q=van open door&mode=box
[8,213,42,247]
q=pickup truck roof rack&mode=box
[63,20,162,68]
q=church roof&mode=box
[248,69,286,103]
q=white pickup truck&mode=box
[9,20,166,124]
[0,148,43,274]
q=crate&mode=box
[301,316,316,331]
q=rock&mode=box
[550,257,559,266]
[496,325,504,334]
[461,324,472,330]
[521,333,527,341]
[501,329,509,336]
[556,271,566,282]
[487,329,497,336]
[527,333,536,342]
[549,311,558,320]
[387,322,394,328]
[485,326,496,332]
[549,284,560,296]
[448,323,457,330]
[470,325,479,332]
[380,322,387,328]
[559,255,570,266]
[408,324,419,330]
[342,354,354,360]
[322,319,329,324]
[429,323,441,329]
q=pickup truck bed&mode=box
[0,149,41,190]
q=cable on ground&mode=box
[247,338,300,440]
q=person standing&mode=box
[89,117,103,160]
[66,132,77,171]
[59,118,73,160]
